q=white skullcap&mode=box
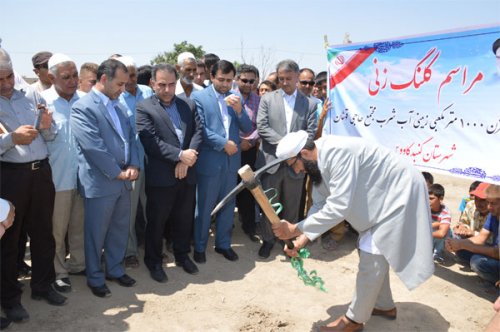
[177,52,196,65]
[0,48,13,71]
[276,130,308,159]
[0,198,10,222]
[117,55,136,68]
[48,53,73,70]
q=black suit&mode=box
[136,95,202,269]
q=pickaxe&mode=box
[211,157,295,249]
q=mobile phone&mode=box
[34,104,46,130]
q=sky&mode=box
[1,0,499,79]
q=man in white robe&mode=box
[272,131,434,332]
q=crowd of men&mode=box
[0,46,498,331]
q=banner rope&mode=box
[264,188,327,292]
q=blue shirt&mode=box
[42,87,84,191]
[483,214,499,246]
[119,84,153,169]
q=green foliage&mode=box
[151,41,205,65]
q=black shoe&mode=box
[88,284,111,298]
[17,263,31,278]
[31,286,67,306]
[106,274,136,287]
[193,251,206,264]
[176,257,199,275]
[0,316,11,329]
[68,269,86,276]
[53,277,72,293]
[2,303,29,322]
[258,241,274,259]
[214,247,239,261]
[149,267,168,283]
[244,230,260,242]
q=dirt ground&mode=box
[9,173,499,332]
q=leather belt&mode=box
[0,158,49,171]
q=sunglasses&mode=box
[300,80,315,86]
[240,78,256,84]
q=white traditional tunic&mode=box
[298,135,434,290]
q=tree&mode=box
[151,41,205,65]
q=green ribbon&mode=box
[266,188,326,292]
[291,248,327,292]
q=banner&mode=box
[324,25,500,184]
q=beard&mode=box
[303,159,322,185]
[181,76,193,85]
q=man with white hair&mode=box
[175,52,203,100]
[0,47,66,323]
[117,55,153,268]
[272,131,434,332]
[41,53,86,292]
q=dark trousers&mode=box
[0,162,56,308]
[144,181,195,270]
[236,146,257,235]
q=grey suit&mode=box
[256,89,317,242]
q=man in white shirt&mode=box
[272,131,434,332]
[175,52,203,101]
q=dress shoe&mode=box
[319,315,363,332]
[106,274,136,287]
[193,251,206,264]
[68,269,86,276]
[372,307,397,320]
[124,255,140,269]
[214,247,239,261]
[31,286,67,306]
[1,316,11,329]
[53,277,72,293]
[88,284,111,298]
[17,262,31,278]
[176,257,199,275]
[258,241,274,259]
[2,303,29,322]
[149,267,168,283]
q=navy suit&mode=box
[71,90,139,287]
[191,86,251,252]
[136,95,202,269]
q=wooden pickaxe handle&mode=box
[239,165,295,249]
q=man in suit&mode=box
[256,59,317,259]
[71,59,140,298]
[191,60,252,263]
[136,64,203,282]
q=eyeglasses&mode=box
[240,78,256,85]
[300,80,315,86]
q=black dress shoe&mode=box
[31,286,67,306]
[88,284,111,298]
[106,274,136,287]
[53,277,72,293]
[0,316,11,329]
[214,247,239,261]
[193,251,206,264]
[258,241,274,259]
[149,267,168,283]
[2,303,29,322]
[176,257,199,275]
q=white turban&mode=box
[0,48,13,71]
[48,53,73,70]
[276,130,308,159]
[177,52,196,66]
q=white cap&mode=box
[276,130,308,159]
[117,55,136,68]
[48,53,73,70]
[0,198,10,222]
[0,48,13,71]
